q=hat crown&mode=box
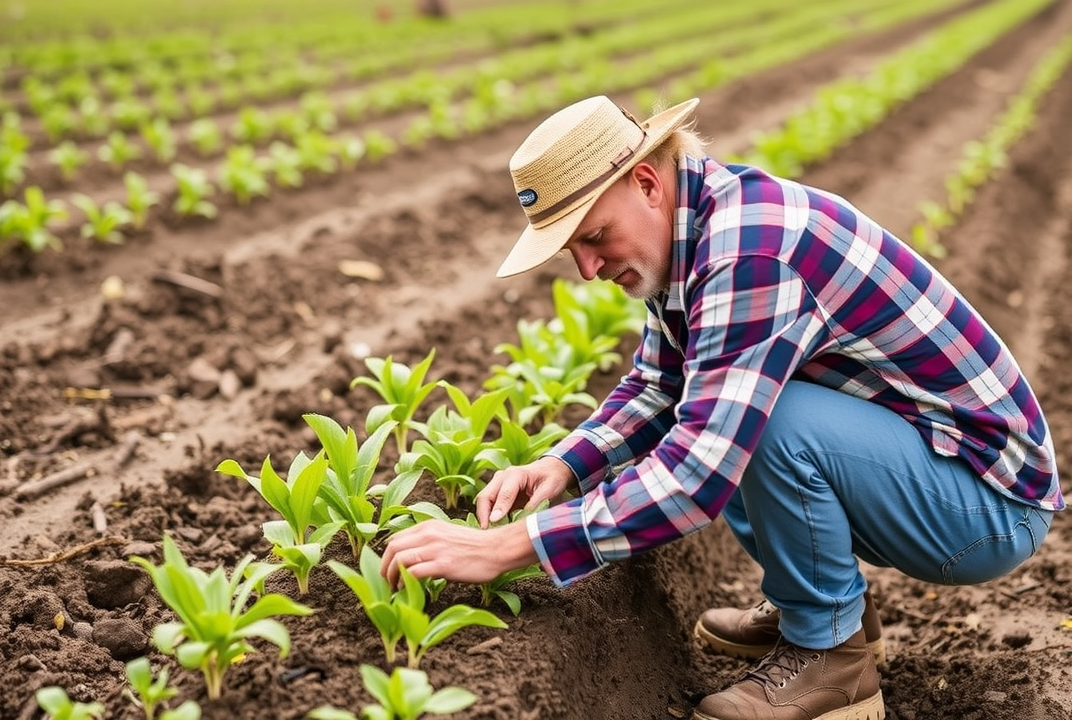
[509,96,645,228]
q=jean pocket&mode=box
[941,508,1050,584]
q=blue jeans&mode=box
[724,380,1054,650]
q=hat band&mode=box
[528,130,647,225]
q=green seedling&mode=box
[350,349,438,455]
[48,140,89,181]
[124,657,202,720]
[363,129,397,162]
[552,277,646,345]
[170,164,217,219]
[41,104,77,143]
[307,665,476,720]
[72,193,133,244]
[35,686,104,720]
[0,186,68,253]
[187,118,222,156]
[130,535,313,700]
[217,450,343,593]
[111,97,152,131]
[486,322,599,427]
[328,546,507,668]
[0,142,27,196]
[397,384,510,509]
[268,141,304,188]
[230,106,274,145]
[489,417,568,468]
[98,130,142,172]
[218,144,271,205]
[124,171,160,229]
[295,131,337,174]
[262,520,343,595]
[303,414,436,557]
[140,117,178,163]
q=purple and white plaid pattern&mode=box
[528,156,1061,586]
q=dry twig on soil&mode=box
[0,536,127,567]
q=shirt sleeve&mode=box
[529,255,833,586]
[546,306,686,495]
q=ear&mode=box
[630,162,664,207]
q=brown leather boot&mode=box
[692,628,885,720]
[694,591,886,666]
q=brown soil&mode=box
[2,3,1072,720]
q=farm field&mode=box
[2,0,1072,719]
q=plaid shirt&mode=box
[527,155,1062,587]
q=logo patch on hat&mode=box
[517,189,538,207]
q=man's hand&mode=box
[475,455,575,528]
[381,519,538,588]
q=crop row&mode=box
[910,33,1072,256]
[30,278,647,720]
[0,0,967,255]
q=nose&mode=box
[568,245,602,281]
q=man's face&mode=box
[563,162,673,300]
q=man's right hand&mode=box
[475,455,576,528]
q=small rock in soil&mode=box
[92,618,147,660]
[16,654,46,672]
[1001,631,1032,649]
[72,622,94,641]
[218,369,241,400]
[83,560,152,609]
[228,346,259,386]
[122,541,158,558]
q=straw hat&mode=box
[497,95,700,278]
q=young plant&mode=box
[187,118,222,156]
[488,416,568,468]
[48,140,89,181]
[98,130,143,172]
[170,164,217,219]
[268,141,304,188]
[307,665,477,720]
[397,384,510,509]
[124,171,160,229]
[363,129,397,162]
[130,535,314,700]
[124,657,202,720]
[140,117,178,163]
[350,350,438,455]
[35,687,104,720]
[0,186,68,253]
[230,106,274,145]
[218,144,271,205]
[72,193,133,244]
[328,546,507,668]
[303,413,436,557]
[216,450,343,593]
[295,131,337,174]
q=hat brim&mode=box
[497,97,700,279]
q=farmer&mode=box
[382,96,1062,720]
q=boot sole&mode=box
[692,619,888,666]
[692,689,885,720]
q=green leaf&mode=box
[423,686,478,714]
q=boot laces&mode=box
[745,641,821,689]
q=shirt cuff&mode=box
[548,436,610,495]
[526,499,606,587]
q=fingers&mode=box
[477,470,519,528]
[381,531,430,588]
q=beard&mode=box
[612,259,669,300]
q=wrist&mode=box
[494,520,539,570]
